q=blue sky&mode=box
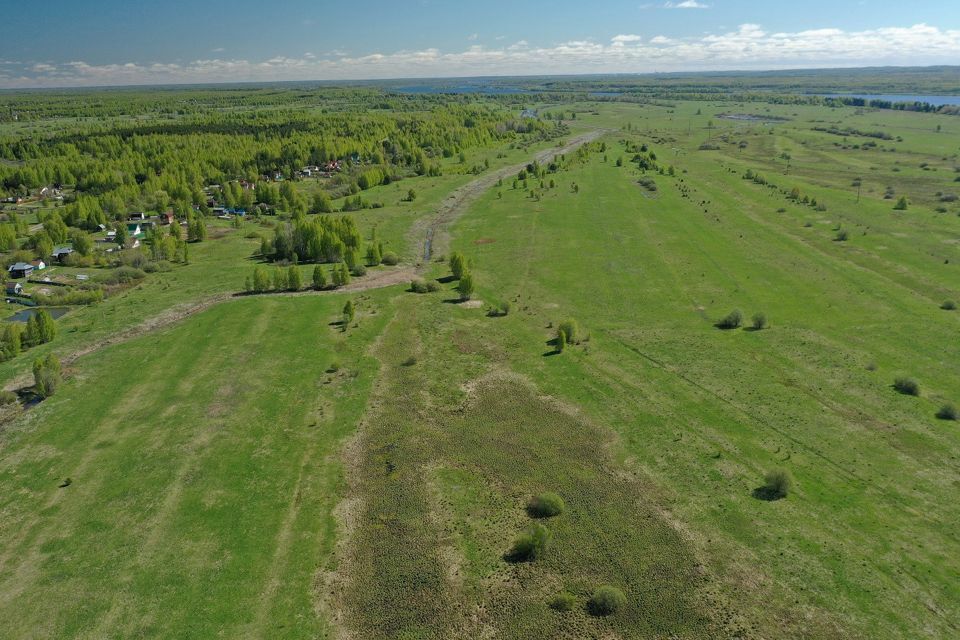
[2,0,959,87]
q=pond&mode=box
[5,307,71,323]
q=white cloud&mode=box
[664,0,709,7]
[468,33,479,41]
[5,23,960,88]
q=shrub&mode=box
[381,251,399,266]
[762,469,792,499]
[893,377,920,396]
[457,273,475,301]
[588,586,627,616]
[716,309,742,329]
[402,356,418,367]
[527,492,565,518]
[751,312,767,330]
[557,319,578,345]
[507,523,551,562]
[893,196,908,210]
[835,229,849,242]
[351,264,367,277]
[0,390,18,405]
[941,300,957,310]
[549,593,576,612]
[426,281,440,293]
[32,354,62,399]
[410,279,429,294]
[936,404,958,420]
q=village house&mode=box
[52,247,74,263]
[128,212,146,221]
[126,222,143,238]
[159,210,175,225]
[7,262,34,279]
[5,282,23,296]
[30,259,46,270]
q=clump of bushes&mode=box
[751,312,767,330]
[588,586,627,616]
[32,354,62,399]
[410,279,430,294]
[716,309,742,330]
[834,229,849,242]
[527,492,565,518]
[381,251,399,266]
[0,390,18,405]
[893,377,920,396]
[98,266,146,285]
[507,523,551,562]
[941,300,957,311]
[549,592,576,612]
[755,468,793,501]
[936,404,957,420]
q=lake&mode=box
[820,94,960,106]
[6,307,71,323]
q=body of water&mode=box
[821,94,960,106]
[397,84,529,95]
[6,307,70,323]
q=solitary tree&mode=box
[457,273,475,300]
[449,252,467,280]
[343,299,356,326]
[893,196,909,211]
[33,354,62,399]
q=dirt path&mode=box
[4,131,606,393]
[412,129,609,262]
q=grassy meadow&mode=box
[1,96,959,638]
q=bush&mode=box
[716,309,742,329]
[410,279,429,294]
[835,229,849,242]
[762,469,792,499]
[381,251,399,266]
[549,593,576,612]
[402,356,418,367]
[941,300,957,310]
[351,264,367,277]
[557,319,578,345]
[507,523,551,562]
[588,586,626,616]
[936,404,958,420]
[426,281,440,293]
[751,312,767,330]
[893,377,920,396]
[98,266,146,285]
[0,390,18,405]
[527,492,565,518]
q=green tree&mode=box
[343,299,356,326]
[365,242,382,266]
[287,265,303,291]
[457,273,474,300]
[273,268,288,291]
[557,319,578,345]
[33,354,62,399]
[893,196,909,210]
[252,266,270,293]
[312,264,327,290]
[115,224,128,248]
[449,252,467,280]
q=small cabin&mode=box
[7,262,34,279]
[52,247,74,263]
[30,259,46,270]
[5,282,23,296]
[128,212,146,221]
[126,223,143,238]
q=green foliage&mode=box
[32,354,62,399]
[365,242,382,266]
[507,523,552,562]
[312,264,327,290]
[343,299,356,326]
[762,469,793,499]
[893,377,920,396]
[381,251,399,266]
[24,309,57,347]
[557,319,578,345]
[449,252,467,280]
[252,266,270,293]
[287,265,303,291]
[331,261,351,288]
[188,217,208,242]
[527,492,565,518]
[456,273,475,301]
[893,196,909,210]
[751,312,768,330]
[588,586,627,616]
[936,404,958,420]
[549,593,576,612]
[835,229,849,242]
[941,300,956,310]
[410,279,430,294]
[716,309,743,330]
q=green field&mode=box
[1,93,959,638]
